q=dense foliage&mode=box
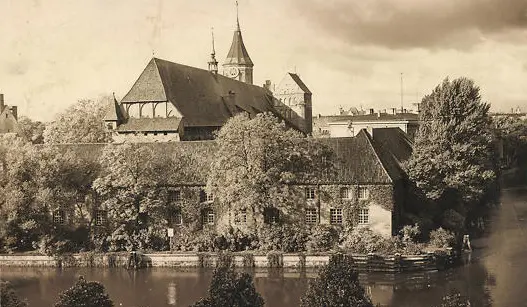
[207,113,335,233]
[300,254,374,307]
[16,116,45,144]
[55,277,113,307]
[191,255,264,307]
[0,280,27,307]
[437,290,470,307]
[405,77,497,232]
[43,97,112,144]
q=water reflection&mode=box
[1,263,493,307]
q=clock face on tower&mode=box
[227,67,240,78]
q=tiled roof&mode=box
[288,73,312,94]
[116,117,181,132]
[371,128,413,166]
[103,100,127,122]
[121,58,289,128]
[47,129,408,186]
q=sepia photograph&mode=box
[0,0,526,306]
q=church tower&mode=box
[223,1,254,84]
[208,28,218,74]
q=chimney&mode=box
[391,108,397,115]
[377,110,381,117]
[10,106,17,120]
[263,80,272,91]
[369,108,375,115]
[0,94,4,112]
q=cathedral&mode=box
[104,7,312,142]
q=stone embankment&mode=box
[0,250,456,273]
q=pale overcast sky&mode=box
[0,0,526,121]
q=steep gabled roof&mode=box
[317,130,395,184]
[224,28,253,66]
[371,128,413,165]
[288,73,312,94]
[103,100,127,122]
[119,58,303,131]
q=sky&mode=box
[0,0,526,122]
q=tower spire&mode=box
[236,1,240,31]
[208,27,218,74]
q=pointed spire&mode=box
[236,1,240,31]
[208,27,218,74]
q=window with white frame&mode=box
[330,208,343,225]
[358,186,369,200]
[170,209,183,226]
[234,209,247,224]
[358,208,369,225]
[95,210,107,226]
[264,207,280,224]
[305,187,316,200]
[200,190,214,203]
[305,208,318,225]
[202,208,214,225]
[340,187,352,200]
[206,192,214,202]
[168,190,181,202]
[53,209,65,225]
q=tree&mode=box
[16,116,46,144]
[207,113,334,232]
[0,280,27,307]
[43,96,112,144]
[93,143,197,251]
[492,115,527,169]
[190,256,264,307]
[55,276,113,307]
[300,254,373,307]
[405,77,497,228]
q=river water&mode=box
[3,187,527,307]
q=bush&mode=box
[437,289,470,307]
[257,225,308,252]
[340,227,398,254]
[55,276,113,307]
[0,280,27,307]
[306,225,339,252]
[429,228,456,249]
[190,260,264,307]
[214,228,258,252]
[300,254,373,307]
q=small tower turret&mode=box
[208,27,219,74]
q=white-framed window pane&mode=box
[235,209,247,224]
[206,192,214,202]
[358,208,369,225]
[53,210,65,225]
[95,210,107,226]
[305,208,318,224]
[340,187,352,199]
[358,187,369,200]
[330,208,343,225]
[202,208,214,225]
[305,187,316,200]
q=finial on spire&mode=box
[211,27,216,56]
[235,1,240,31]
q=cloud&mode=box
[291,0,527,49]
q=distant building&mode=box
[314,108,419,140]
[0,94,18,134]
[104,8,312,142]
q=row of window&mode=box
[305,187,369,200]
[52,210,107,226]
[167,187,369,204]
[52,207,370,227]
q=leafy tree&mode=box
[43,96,112,144]
[15,116,46,144]
[0,280,27,307]
[405,77,497,229]
[191,256,264,307]
[492,115,527,169]
[207,113,334,232]
[55,276,113,307]
[300,254,373,307]
[93,143,197,251]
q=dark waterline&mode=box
[4,187,527,306]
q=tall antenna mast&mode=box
[400,73,404,113]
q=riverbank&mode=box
[0,250,457,273]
